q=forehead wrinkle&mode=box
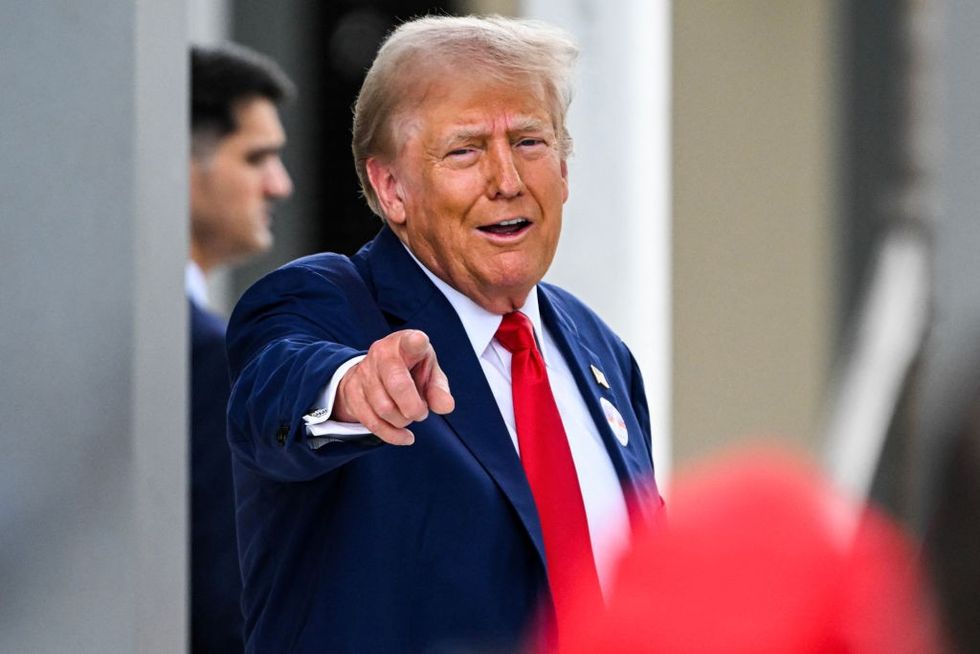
[509,115,551,133]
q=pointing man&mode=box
[226,15,662,653]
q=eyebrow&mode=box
[441,116,552,147]
[245,143,286,157]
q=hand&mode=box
[332,330,455,445]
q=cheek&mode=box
[234,173,262,200]
[430,172,485,214]
[408,187,471,243]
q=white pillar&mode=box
[523,0,673,485]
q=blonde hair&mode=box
[351,14,579,217]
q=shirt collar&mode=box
[185,261,209,308]
[402,244,545,361]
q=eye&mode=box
[515,137,549,153]
[245,147,283,167]
[444,147,479,166]
[246,152,270,166]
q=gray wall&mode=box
[917,0,980,524]
[0,2,188,651]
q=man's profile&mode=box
[188,43,293,653]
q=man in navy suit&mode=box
[188,44,294,652]
[226,15,662,653]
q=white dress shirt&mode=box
[304,254,631,597]
[185,261,209,308]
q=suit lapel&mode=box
[360,228,547,567]
[414,307,547,565]
[536,287,651,504]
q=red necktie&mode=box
[495,311,602,646]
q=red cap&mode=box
[555,448,941,654]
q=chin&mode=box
[485,276,539,306]
[498,265,547,292]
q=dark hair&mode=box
[190,43,295,142]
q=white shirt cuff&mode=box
[303,355,371,448]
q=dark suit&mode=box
[190,300,244,652]
[226,226,661,653]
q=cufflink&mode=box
[303,407,331,424]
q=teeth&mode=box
[497,218,526,226]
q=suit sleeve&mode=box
[225,260,391,482]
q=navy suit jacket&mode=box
[190,300,244,652]
[226,226,661,653]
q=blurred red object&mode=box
[554,448,942,654]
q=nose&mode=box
[265,158,293,199]
[486,142,524,200]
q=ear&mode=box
[366,157,407,224]
[560,158,569,203]
[188,156,209,209]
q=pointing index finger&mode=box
[398,330,433,368]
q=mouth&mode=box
[477,217,532,237]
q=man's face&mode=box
[190,96,292,270]
[369,73,568,314]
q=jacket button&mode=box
[275,424,289,447]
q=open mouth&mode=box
[477,218,531,236]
